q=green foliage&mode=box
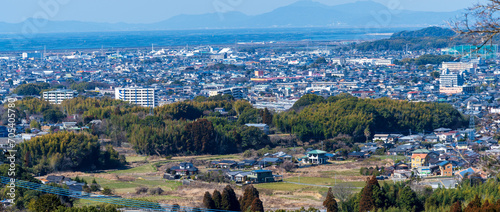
[53,205,119,212]
[16,132,125,175]
[28,194,63,212]
[43,109,65,123]
[221,185,240,211]
[203,191,217,209]
[275,94,467,142]
[70,82,107,92]
[13,83,50,96]
[291,94,326,111]
[395,54,456,66]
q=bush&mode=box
[102,187,113,195]
[149,187,164,195]
[136,187,149,194]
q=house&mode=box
[303,150,328,164]
[170,162,198,176]
[45,175,66,184]
[245,124,270,134]
[235,172,252,183]
[247,170,274,183]
[411,149,430,169]
[348,151,370,159]
[388,144,416,155]
[456,167,486,180]
[255,158,283,168]
[438,161,453,176]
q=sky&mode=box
[0,0,486,24]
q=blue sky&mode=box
[0,0,485,23]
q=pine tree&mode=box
[221,185,240,211]
[323,188,338,212]
[212,189,222,209]
[203,192,216,209]
[359,176,377,212]
[449,201,462,212]
[250,198,264,212]
[241,185,260,211]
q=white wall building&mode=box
[43,89,78,104]
[115,87,158,108]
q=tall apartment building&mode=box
[115,87,158,108]
[440,69,464,88]
[42,89,78,104]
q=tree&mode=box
[260,108,273,126]
[332,183,354,209]
[359,176,378,212]
[250,198,264,212]
[323,188,338,212]
[28,194,63,212]
[30,120,41,129]
[203,192,216,209]
[241,185,260,211]
[464,195,482,212]
[43,109,65,123]
[398,186,422,212]
[452,0,500,50]
[102,187,113,195]
[213,190,222,209]
[221,185,240,211]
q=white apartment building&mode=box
[42,89,78,104]
[441,62,476,71]
[115,87,158,108]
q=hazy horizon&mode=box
[0,0,485,24]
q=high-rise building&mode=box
[440,69,464,88]
[42,89,78,104]
[115,87,158,108]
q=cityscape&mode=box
[1,0,500,212]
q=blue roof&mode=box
[459,168,475,177]
[261,158,281,162]
[252,170,272,173]
[437,161,450,167]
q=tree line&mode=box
[274,94,467,142]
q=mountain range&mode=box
[0,0,463,34]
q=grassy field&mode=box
[79,176,181,194]
[125,156,148,163]
[107,164,156,174]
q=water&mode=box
[0,27,414,52]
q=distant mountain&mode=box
[0,0,464,34]
[355,27,466,51]
[391,26,457,38]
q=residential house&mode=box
[247,170,274,183]
[303,150,328,164]
[170,162,198,176]
[411,149,430,169]
[438,161,454,176]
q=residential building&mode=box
[42,89,78,104]
[439,70,464,88]
[411,149,430,169]
[247,170,274,183]
[438,161,453,176]
[303,150,328,164]
[115,87,158,108]
[245,123,269,134]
